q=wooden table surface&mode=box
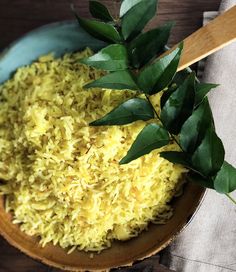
[0,0,221,271]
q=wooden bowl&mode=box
[0,22,205,271]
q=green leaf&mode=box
[80,44,129,71]
[188,172,214,189]
[160,84,178,109]
[120,123,170,164]
[128,22,174,68]
[160,151,209,177]
[191,127,225,177]
[90,98,154,126]
[84,70,138,90]
[89,0,113,22]
[137,44,183,95]
[195,83,219,106]
[214,161,236,193]
[120,0,142,17]
[180,99,213,153]
[160,72,195,134]
[160,151,191,167]
[172,70,192,86]
[76,16,121,43]
[121,0,157,40]
[161,69,192,109]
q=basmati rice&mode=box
[0,48,187,252]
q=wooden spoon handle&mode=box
[175,5,236,71]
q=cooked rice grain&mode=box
[0,49,187,252]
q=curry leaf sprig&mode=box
[74,0,236,203]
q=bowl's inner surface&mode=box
[0,22,205,271]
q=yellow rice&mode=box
[0,48,187,252]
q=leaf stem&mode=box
[226,193,236,205]
[145,94,184,151]
[145,94,161,120]
[172,135,184,152]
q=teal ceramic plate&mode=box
[0,21,106,84]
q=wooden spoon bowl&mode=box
[0,22,206,271]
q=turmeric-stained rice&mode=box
[0,49,187,252]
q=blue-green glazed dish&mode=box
[0,21,106,84]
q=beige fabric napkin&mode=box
[161,1,236,271]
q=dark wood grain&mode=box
[0,0,221,271]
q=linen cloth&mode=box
[161,1,236,271]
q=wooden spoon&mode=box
[165,5,236,72]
